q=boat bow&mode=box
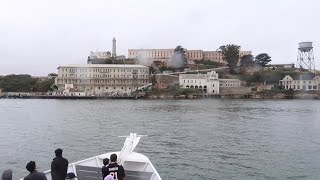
[118,133,147,164]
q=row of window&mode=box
[282,80,315,85]
[285,85,318,90]
[58,79,148,84]
[75,86,133,90]
[183,80,212,84]
[203,57,223,60]
[187,52,202,59]
[185,85,214,88]
[130,51,174,58]
[183,80,239,85]
[61,74,148,78]
[61,68,148,73]
[220,84,239,87]
[220,81,240,84]
[130,51,224,59]
[203,53,223,56]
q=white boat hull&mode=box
[43,133,162,180]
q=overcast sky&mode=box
[0,0,319,75]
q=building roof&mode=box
[179,74,207,79]
[58,64,148,68]
[281,74,318,81]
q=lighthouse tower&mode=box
[112,37,116,58]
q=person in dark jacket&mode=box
[101,158,109,180]
[51,148,68,180]
[24,161,47,180]
[2,169,13,180]
[104,154,125,180]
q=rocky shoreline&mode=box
[1,93,319,100]
[146,93,320,100]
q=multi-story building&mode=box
[219,79,241,88]
[179,71,220,95]
[280,75,320,91]
[128,49,251,66]
[202,51,224,64]
[55,64,150,95]
[128,49,174,65]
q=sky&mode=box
[0,0,319,75]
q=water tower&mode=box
[297,42,315,72]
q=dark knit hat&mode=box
[26,161,36,172]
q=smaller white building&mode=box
[179,71,219,94]
[280,75,320,91]
[89,51,112,59]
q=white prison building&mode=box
[55,64,150,95]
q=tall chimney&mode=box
[112,37,116,58]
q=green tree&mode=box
[0,74,37,92]
[240,54,255,67]
[0,74,55,92]
[33,78,55,92]
[255,53,271,67]
[218,44,241,74]
[171,45,187,69]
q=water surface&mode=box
[0,99,320,180]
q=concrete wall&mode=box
[220,87,251,95]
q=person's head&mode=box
[2,169,13,180]
[104,175,114,180]
[103,158,109,166]
[26,161,36,172]
[55,148,63,157]
[110,154,117,163]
